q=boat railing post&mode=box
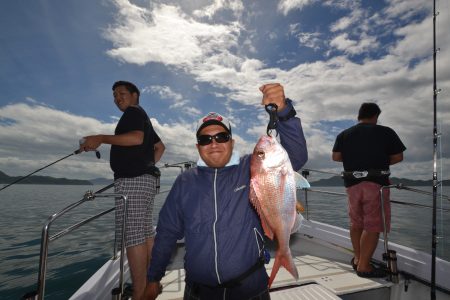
[119,194,128,297]
[28,190,98,300]
[301,170,310,220]
[380,185,398,283]
[21,183,115,300]
[87,192,128,299]
[21,216,53,300]
[36,221,51,300]
[95,193,127,299]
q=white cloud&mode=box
[0,103,115,179]
[384,0,430,19]
[104,1,449,181]
[0,103,199,180]
[143,85,201,116]
[0,102,257,181]
[144,85,183,101]
[3,0,449,182]
[193,0,244,19]
[290,23,322,50]
[330,32,378,55]
[278,0,317,15]
[105,3,241,69]
[330,7,364,32]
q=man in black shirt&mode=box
[332,103,406,278]
[80,81,165,299]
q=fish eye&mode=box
[257,151,265,158]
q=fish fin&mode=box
[294,172,310,189]
[260,212,274,240]
[290,212,304,234]
[294,174,306,212]
[268,250,299,288]
[249,179,263,213]
[295,201,305,213]
[249,179,274,239]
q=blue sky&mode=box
[1,0,449,182]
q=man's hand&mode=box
[79,135,103,152]
[259,83,286,111]
[143,281,162,300]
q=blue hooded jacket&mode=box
[148,100,308,299]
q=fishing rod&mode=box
[431,0,439,298]
[0,139,101,192]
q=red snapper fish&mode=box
[250,135,307,287]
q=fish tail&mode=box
[268,250,299,288]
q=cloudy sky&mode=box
[1,0,449,183]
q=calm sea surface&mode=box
[0,184,449,299]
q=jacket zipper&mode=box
[213,169,222,285]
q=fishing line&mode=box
[0,144,101,192]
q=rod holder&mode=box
[383,249,399,283]
[111,287,122,300]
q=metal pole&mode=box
[31,184,114,300]
[93,193,128,298]
[119,195,128,296]
[431,0,438,298]
[380,185,398,283]
[301,170,310,219]
[36,196,91,300]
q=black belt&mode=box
[148,165,161,178]
[342,170,390,179]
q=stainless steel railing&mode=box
[299,169,449,286]
[21,161,196,300]
[379,184,449,284]
[21,183,131,300]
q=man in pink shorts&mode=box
[332,103,406,278]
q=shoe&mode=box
[357,267,387,278]
[350,257,357,271]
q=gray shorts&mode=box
[114,174,157,248]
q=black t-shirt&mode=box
[332,123,406,187]
[110,106,161,179]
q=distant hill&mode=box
[309,175,450,187]
[89,177,114,185]
[0,170,92,185]
[2,169,448,188]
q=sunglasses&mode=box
[197,132,231,146]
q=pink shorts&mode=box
[346,181,391,232]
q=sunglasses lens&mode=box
[197,132,230,146]
[215,132,230,143]
[197,135,212,146]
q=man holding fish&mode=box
[144,83,308,300]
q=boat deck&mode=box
[71,224,450,300]
[157,235,391,300]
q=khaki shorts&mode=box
[114,174,157,248]
[346,181,390,232]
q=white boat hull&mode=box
[69,219,450,300]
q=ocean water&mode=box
[0,184,449,300]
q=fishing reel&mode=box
[77,138,101,159]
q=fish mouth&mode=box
[255,150,265,159]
